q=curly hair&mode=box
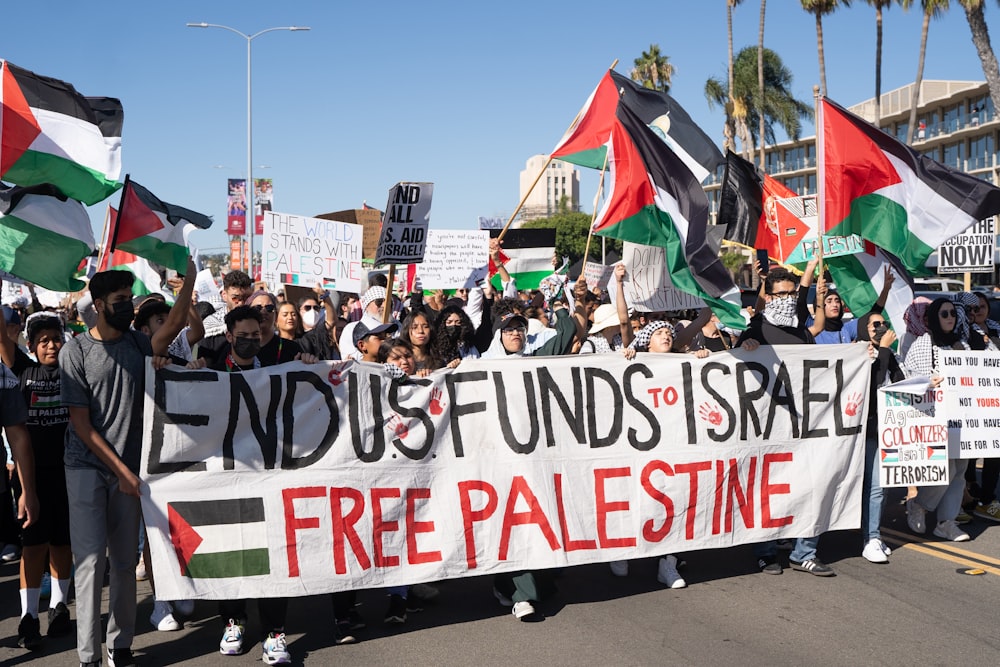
[432,305,476,364]
[398,311,441,369]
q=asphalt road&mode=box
[2,488,999,667]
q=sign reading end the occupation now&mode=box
[374,182,434,266]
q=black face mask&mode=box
[232,336,261,360]
[104,300,135,332]
[444,325,462,341]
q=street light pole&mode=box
[187,22,310,278]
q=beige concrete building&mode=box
[518,154,581,223]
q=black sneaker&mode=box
[757,556,782,575]
[340,609,366,630]
[383,594,407,624]
[17,614,42,650]
[108,647,136,667]
[333,620,358,645]
[48,601,72,637]
[789,558,836,577]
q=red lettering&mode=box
[647,387,661,408]
[725,457,756,532]
[712,460,724,536]
[498,476,560,560]
[457,480,498,569]
[554,473,596,552]
[405,488,442,565]
[330,487,371,574]
[761,452,793,528]
[282,486,325,577]
[674,461,712,540]
[594,467,636,548]
[371,488,401,568]
[640,460,674,542]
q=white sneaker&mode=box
[880,540,892,556]
[151,600,181,631]
[609,560,629,577]
[862,538,889,563]
[135,558,148,582]
[906,498,926,534]
[0,544,21,562]
[512,600,535,619]
[262,632,291,665]
[172,599,195,617]
[220,619,245,655]
[657,555,687,589]
[933,520,970,542]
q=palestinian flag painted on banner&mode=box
[0,183,95,291]
[825,241,913,337]
[823,97,1000,273]
[718,150,799,262]
[168,498,269,578]
[552,69,724,182]
[110,178,212,273]
[592,102,742,329]
[98,206,165,297]
[0,60,122,205]
[880,449,898,463]
[488,228,555,290]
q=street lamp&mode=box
[187,22,310,278]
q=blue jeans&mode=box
[753,536,818,562]
[861,434,884,542]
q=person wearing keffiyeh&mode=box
[901,297,972,543]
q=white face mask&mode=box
[301,309,320,328]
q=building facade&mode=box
[518,154,581,223]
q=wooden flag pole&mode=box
[382,264,396,323]
[813,85,825,283]
[498,59,619,242]
[580,150,611,279]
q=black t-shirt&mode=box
[208,335,301,371]
[12,347,67,469]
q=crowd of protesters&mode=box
[3,236,1000,665]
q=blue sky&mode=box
[4,1,996,254]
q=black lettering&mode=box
[623,364,660,451]
[833,359,863,436]
[281,371,339,469]
[445,371,488,457]
[736,362,769,439]
[223,374,281,470]
[388,377,435,460]
[765,362,799,439]
[148,369,215,474]
[493,371,539,454]
[584,367,623,448]
[801,360,830,439]
[537,367,585,447]
[348,372,385,462]
[701,362,736,441]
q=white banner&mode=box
[142,346,870,600]
[937,218,995,274]
[619,242,705,312]
[941,350,1000,458]
[877,379,949,487]
[412,230,488,289]
[375,182,434,266]
[261,212,364,292]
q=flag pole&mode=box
[96,205,113,272]
[814,85,825,282]
[498,59,619,241]
[108,174,131,254]
[382,264,396,323]
[581,149,611,279]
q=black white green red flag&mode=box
[0,60,122,205]
[825,242,914,337]
[592,102,742,329]
[822,97,1000,274]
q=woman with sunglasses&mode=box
[297,296,324,333]
[901,297,972,542]
[248,291,301,366]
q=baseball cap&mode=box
[352,320,398,347]
[2,305,22,326]
[493,312,528,336]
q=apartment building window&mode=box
[943,104,965,133]
[969,135,994,170]
[806,173,816,195]
[895,121,909,142]
[765,151,780,173]
[942,141,965,170]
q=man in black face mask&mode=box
[60,269,187,667]
[209,306,264,372]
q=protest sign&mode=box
[142,345,869,600]
[262,212,364,293]
[478,216,504,230]
[584,262,613,292]
[411,230,489,289]
[769,195,864,265]
[619,242,705,312]
[193,269,218,303]
[937,218,995,274]
[877,378,949,487]
[940,350,1000,458]
[374,182,434,266]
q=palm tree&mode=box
[630,44,675,93]
[705,47,814,153]
[905,0,951,144]
[724,1,746,154]
[802,0,851,98]
[864,0,901,126]
[959,0,1000,115]
[758,0,768,169]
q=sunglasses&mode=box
[300,304,323,312]
[939,309,957,317]
[251,304,275,314]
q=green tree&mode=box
[631,44,675,93]
[959,1,1000,121]
[705,47,813,155]
[521,212,623,264]
[802,0,852,98]
[905,0,951,144]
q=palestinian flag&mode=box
[488,228,555,290]
[718,151,799,262]
[593,102,742,329]
[0,60,122,205]
[880,449,898,463]
[823,97,1000,273]
[0,183,95,291]
[30,390,61,409]
[110,178,212,273]
[98,206,165,297]
[168,498,270,578]
[552,69,723,182]
[825,242,913,337]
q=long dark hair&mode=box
[926,297,964,347]
[398,311,441,368]
[432,305,476,364]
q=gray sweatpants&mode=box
[66,467,141,664]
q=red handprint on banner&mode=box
[844,392,863,418]
[386,414,409,440]
[429,387,446,416]
[698,402,724,427]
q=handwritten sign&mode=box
[412,230,489,289]
[374,182,434,266]
[619,242,705,312]
[877,379,949,487]
[941,350,1000,458]
[583,262,613,292]
[262,211,364,293]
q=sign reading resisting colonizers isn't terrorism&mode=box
[141,346,871,601]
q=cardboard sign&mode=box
[877,378,949,487]
[618,242,705,312]
[374,183,434,266]
[262,211,364,293]
[941,349,1000,457]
